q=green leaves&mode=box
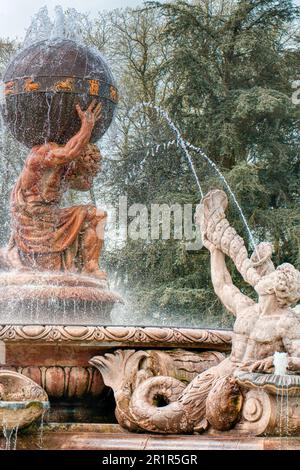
[233,88,291,121]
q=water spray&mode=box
[133,102,257,252]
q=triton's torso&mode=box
[230,306,287,366]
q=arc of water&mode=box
[140,102,204,198]
[185,141,257,251]
[134,102,257,251]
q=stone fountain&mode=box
[0,12,230,446]
[0,7,300,450]
[91,189,300,440]
[0,36,122,324]
[0,16,124,434]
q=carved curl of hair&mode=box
[273,263,300,307]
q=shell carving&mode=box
[0,370,49,430]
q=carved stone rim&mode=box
[0,325,232,350]
[235,371,300,396]
[0,401,50,409]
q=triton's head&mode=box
[255,263,300,307]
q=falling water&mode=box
[137,102,257,251]
[23,5,84,48]
[285,385,289,440]
[12,423,18,450]
[273,352,289,440]
[63,298,66,323]
[51,5,65,39]
[186,141,257,251]
[273,352,288,376]
[37,409,47,449]
[44,93,53,143]
[0,104,6,179]
[2,421,19,450]
[30,297,34,323]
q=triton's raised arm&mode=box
[207,242,254,316]
[195,189,256,317]
[40,100,102,167]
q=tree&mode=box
[156,0,300,267]
[88,1,300,327]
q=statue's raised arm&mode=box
[195,190,275,315]
[42,100,102,167]
[206,245,254,316]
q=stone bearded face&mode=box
[66,143,101,191]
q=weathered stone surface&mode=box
[0,100,121,323]
[2,39,118,147]
[88,190,300,436]
[1,423,300,450]
[0,325,233,349]
[0,271,122,325]
[234,372,300,436]
[90,349,225,433]
[0,370,49,429]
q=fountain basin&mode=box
[235,371,300,396]
[0,326,232,420]
[0,271,123,324]
[0,400,49,430]
[232,371,300,436]
[0,370,49,429]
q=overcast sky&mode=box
[1,0,299,40]
[0,0,143,39]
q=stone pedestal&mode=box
[235,371,300,436]
[0,271,122,324]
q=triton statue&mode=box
[91,189,300,435]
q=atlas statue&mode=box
[1,100,107,279]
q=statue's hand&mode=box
[76,99,102,128]
[202,236,216,252]
[240,356,274,373]
[195,204,212,250]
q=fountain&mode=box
[0,6,299,451]
[0,8,230,447]
[91,190,300,439]
[0,7,123,434]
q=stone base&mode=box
[2,423,300,450]
[235,371,300,436]
[0,326,232,416]
[0,271,122,324]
